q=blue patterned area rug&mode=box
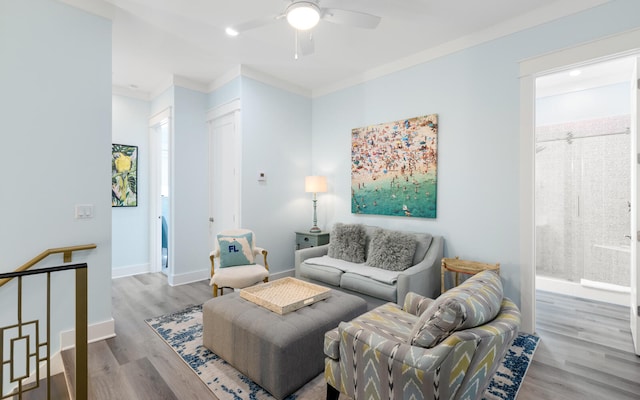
[146,304,539,400]
[482,332,539,400]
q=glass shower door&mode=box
[535,121,631,289]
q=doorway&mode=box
[519,29,640,354]
[150,108,172,276]
[534,57,634,306]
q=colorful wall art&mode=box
[351,114,438,218]
[112,143,138,207]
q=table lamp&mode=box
[305,176,327,233]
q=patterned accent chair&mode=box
[324,270,521,400]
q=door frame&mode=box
[206,99,242,248]
[149,107,173,275]
[631,56,640,353]
[519,28,640,334]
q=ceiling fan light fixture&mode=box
[286,2,320,31]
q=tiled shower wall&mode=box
[535,115,630,287]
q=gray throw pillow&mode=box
[328,223,367,263]
[408,270,503,348]
[409,299,465,348]
[367,229,417,271]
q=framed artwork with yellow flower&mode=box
[112,143,138,207]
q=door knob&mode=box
[209,217,214,222]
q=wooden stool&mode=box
[441,256,500,293]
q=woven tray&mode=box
[240,277,331,315]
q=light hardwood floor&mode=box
[85,274,640,400]
[89,273,216,400]
[518,290,640,400]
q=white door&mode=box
[630,57,640,355]
[208,111,240,250]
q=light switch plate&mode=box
[75,204,94,219]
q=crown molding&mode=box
[112,85,151,101]
[208,66,242,93]
[57,0,115,20]
[172,75,209,93]
[312,0,611,97]
[150,77,174,101]
[206,65,311,98]
[150,74,210,101]
[240,65,312,98]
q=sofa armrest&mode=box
[294,244,329,277]
[396,236,444,305]
[403,292,434,316]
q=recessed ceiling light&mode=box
[569,69,582,77]
[225,27,239,37]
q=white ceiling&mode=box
[64,0,611,98]
[536,56,635,98]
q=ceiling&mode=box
[64,0,611,98]
[536,56,635,98]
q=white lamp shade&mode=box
[305,175,327,193]
[286,2,320,31]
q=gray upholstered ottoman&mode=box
[202,289,367,399]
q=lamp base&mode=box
[309,226,321,233]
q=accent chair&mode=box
[324,270,521,400]
[209,229,269,297]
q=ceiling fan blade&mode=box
[297,30,315,56]
[229,14,282,34]
[322,8,381,29]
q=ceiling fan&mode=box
[225,0,382,58]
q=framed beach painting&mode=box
[351,114,438,218]
[112,143,138,207]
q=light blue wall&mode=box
[172,86,210,280]
[208,77,241,109]
[112,95,151,272]
[240,78,312,271]
[312,0,640,304]
[115,85,209,283]
[0,0,112,356]
[151,86,174,116]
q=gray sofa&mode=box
[295,224,444,306]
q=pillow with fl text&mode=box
[218,232,255,268]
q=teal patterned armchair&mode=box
[324,270,521,400]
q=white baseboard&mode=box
[44,351,64,376]
[536,275,629,306]
[60,318,116,350]
[168,268,210,286]
[112,263,150,279]
[269,269,295,280]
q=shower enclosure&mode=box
[535,115,630,291]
